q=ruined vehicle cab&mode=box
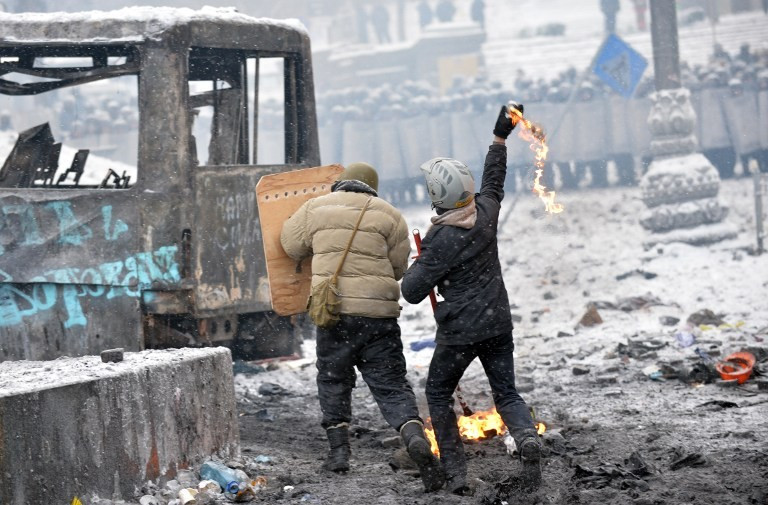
[0,7,320,361]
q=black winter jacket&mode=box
[401,144,512,345]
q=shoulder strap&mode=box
[332,197,372,283]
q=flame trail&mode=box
[509,107,564,214]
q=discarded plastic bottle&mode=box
[199,461,240,494]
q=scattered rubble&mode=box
[615,269,658,281]
[257,383,288,396]
[659,315,680,326]
[617,338,667,359]
[578,304,603,327]
[409,338,436,351]
[100,348,125,363]
[593,293,670,312]
[669,450,707,471]
[687,309,726,326]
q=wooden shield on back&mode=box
[256,164,344,315]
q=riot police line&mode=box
[311,75,768,206]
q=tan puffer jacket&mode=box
[280,188,410,318]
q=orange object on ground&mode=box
[715,352,756,384]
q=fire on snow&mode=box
[425,408,546,456]
[510,106,564,215]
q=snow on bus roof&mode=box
[0,6,307,44]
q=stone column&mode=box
[638,0,737,248]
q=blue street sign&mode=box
[592,34,648,98]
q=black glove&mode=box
[492,102,525,139]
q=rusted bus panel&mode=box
[136,38,194,273]
[0,190,186,360]
[142,289,192,315]
[138,38,194,197]
[193,165,286,317]
[0,290,141,361]
[293,46,321,168]
[0,192,143,283]
[187,21,309,54]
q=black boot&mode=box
[446,474,471,495]
[518,436,542,492]
[400,420,445,492]
[323,424,350,473]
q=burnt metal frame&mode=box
[0,45,139,95]
[189,48,311,167]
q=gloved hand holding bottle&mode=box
[493,101,525,139]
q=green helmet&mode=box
[339,162,379,192]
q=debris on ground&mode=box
[674,329,696,347]
[617,338,667,359]
[615,269,658,281]
[593,293,669,312]
[659,315,680,326]
[686,309,725,326]
[695,400,739,410]
[669,449,707,470]
[84,458,271,504]
[232,361,266,376]
[409,338,436,351]
[100,348,125,363]
[680,361,718,384]
[572,451,653,490]
[715,351,756,384]
[257,382,288,396]
[579,304,603,326]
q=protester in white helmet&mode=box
[401,102,542,495]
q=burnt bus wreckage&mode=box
[0,8,320,361]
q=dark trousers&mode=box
[316,315,420,430]
[425,332,536,478]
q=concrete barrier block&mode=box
[0,347,239,504]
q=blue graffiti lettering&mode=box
[0,204,45,257]
[99,260,125,299]
[0,285,22,326]
[79,268,105,297]
[45,268,87,328]
[30,281,57,313]
[1,203,130,259]
[0,245,179,328]
[121,257,140,298]
[153,246,181,283]
[102,205,129,241]
[46,201,93,246]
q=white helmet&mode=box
[420,157,475,209]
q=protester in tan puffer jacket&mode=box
[280,163,444,492]
[280,174,409,318]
